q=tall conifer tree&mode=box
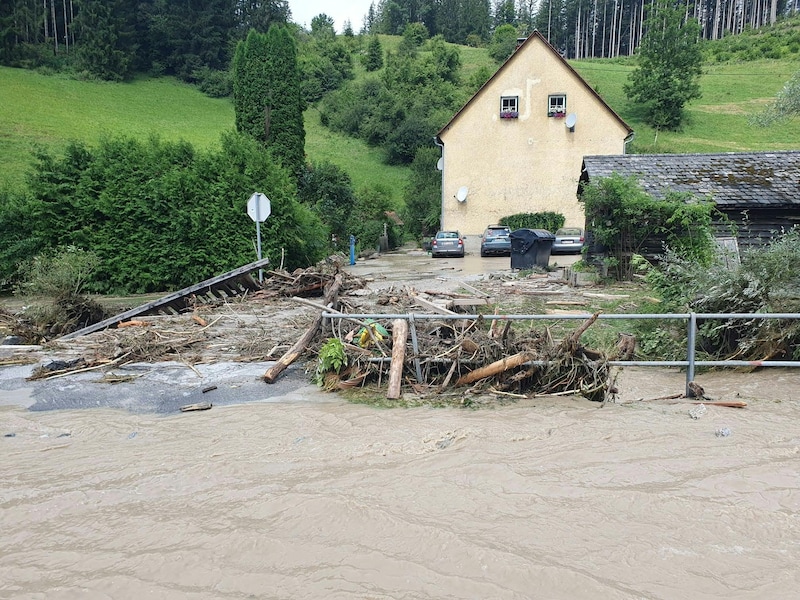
[264,24,306,181]
[232,26,305,181]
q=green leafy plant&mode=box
[14,245,107,336]
[580,173,718,280]
[639,228,800,360]
[314,338,348,386]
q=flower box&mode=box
[550,111,566,118]
[499,111,519,119]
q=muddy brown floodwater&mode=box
[2,249,799,599]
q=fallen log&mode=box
[387,319,408,399]
[636,395,747,408]
[455,352,533,387]
[263,273,343,384]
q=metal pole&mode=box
[255,196,263,283]
[408,314,423,383]
[686,312,697,396]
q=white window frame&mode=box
[500,95,519,118]
[548,94,567,116]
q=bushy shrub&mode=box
[19,132,326,294]
[15,246,107,336]
[194,67,232,98]
[499,212,565,233]
[580,173,718,280]
[643,229,800,360]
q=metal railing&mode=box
[321,310,800,396]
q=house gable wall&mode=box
[438,34,631,241]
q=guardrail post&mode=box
[686,312,697,397]
[408,314,423,383]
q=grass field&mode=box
[0,68,233,190]
[572,58,800,153]
[0,66,410,202]
[2,45,798,197]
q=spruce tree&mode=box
[264,24,306,182]
[232,25,306,182]
[364,35,384,71]
[624,2,702,131]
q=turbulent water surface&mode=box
[2,368,799,599]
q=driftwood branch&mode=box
[263,273,343,384]
[455,352,533,386]
[557,311,601,354]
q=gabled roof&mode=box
[580,151,800,208]
[437,30,632,139]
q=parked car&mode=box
[552,227,585,254]
[431,230,465,257]
[480,225,512,257]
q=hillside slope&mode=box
[572,58,800,154]
[2,46,797,195]
[0,66,410,201]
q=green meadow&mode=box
[1,46,798,197]
[0,65,411,202]
[572,58,800,153]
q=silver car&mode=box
[431,231,465,257]
[552,227,585,254]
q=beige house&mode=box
[436,31,633,249]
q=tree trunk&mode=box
[51,0,58,54]
[263,273,343,384]
[62,0,68,53]
[455,352,533,387]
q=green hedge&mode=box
[498,212,565,233]
[4,132,326,294]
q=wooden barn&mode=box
[579,150,800,256]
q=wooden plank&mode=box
[387,319,408,399]
[458,281,490,298]
[60,258,271,339]
[412,295,459,316]
[451,298,491,307]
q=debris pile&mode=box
[305,307,616,403]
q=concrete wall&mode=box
[438,35,631,238]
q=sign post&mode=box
[246,192,271,282]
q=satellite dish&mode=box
[436,157,444,171]
[565,113,577,131]
[456,186,469,202]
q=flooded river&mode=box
[2,367,799,599]
[1,249,799,599]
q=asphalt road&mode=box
[0,357,336,414]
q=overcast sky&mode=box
[289,0,374,33]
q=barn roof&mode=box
[580,151,800,208]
